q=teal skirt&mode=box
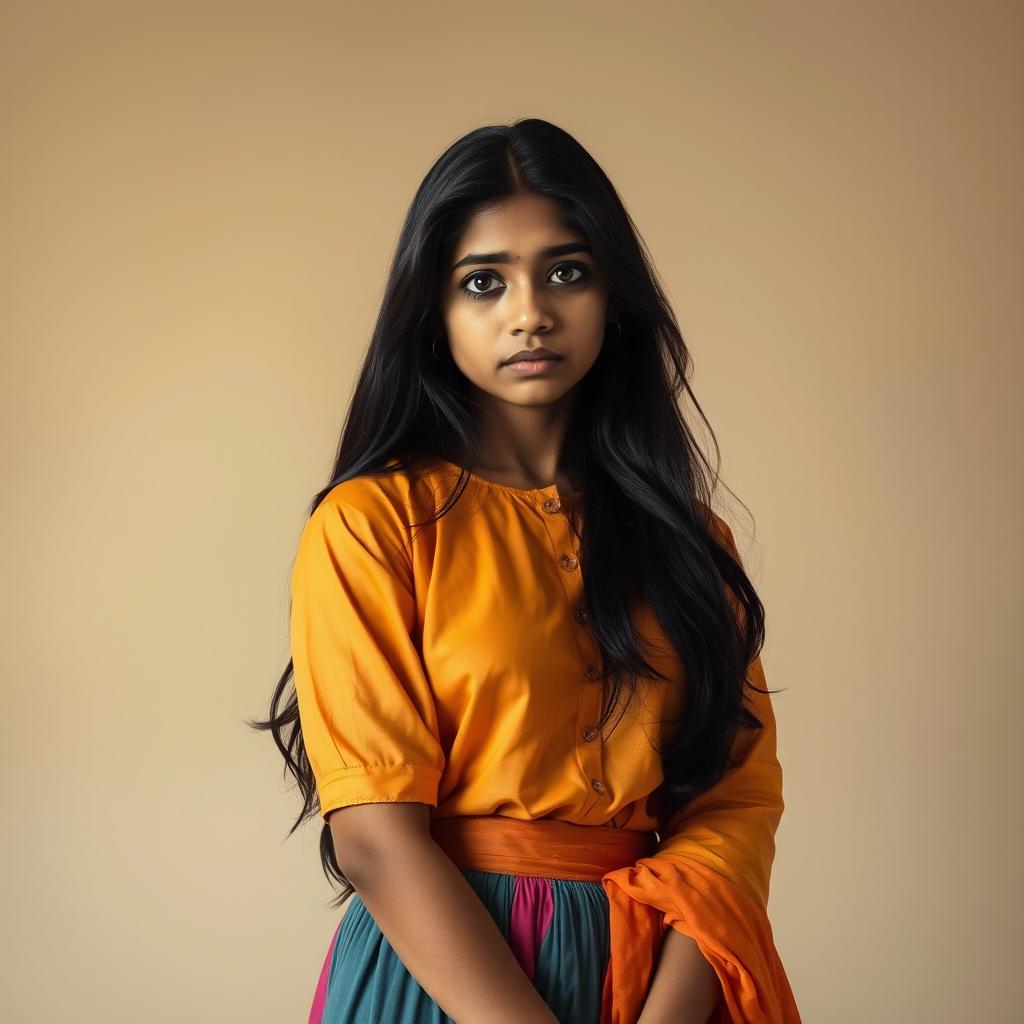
[308,867,611,1023]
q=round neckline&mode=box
[434,456,583,499]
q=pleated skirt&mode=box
[308,866,611,1024]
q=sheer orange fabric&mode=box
[290,456,800,1021]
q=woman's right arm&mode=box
[291,492,556,1021]
[331,802,559,1024]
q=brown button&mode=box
[585,664,601,681]
[574,606,589,625]
[590,777,606,794]
[558,553,578,571]
[542,496,561,514]
[582,725,598,742]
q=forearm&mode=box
[637,925,721,1024]
[344,834,558,1024]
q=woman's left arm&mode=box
[610,643,797,1024]
[637,926,721,1024]
[602,520,801,1023]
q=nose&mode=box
[508,281,555,336]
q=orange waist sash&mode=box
[429,813,665,1024]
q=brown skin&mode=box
[438,191,614,492]
[638,927,722,1023]
[331,803,558,1024]
[333,193,720,1021]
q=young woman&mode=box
[253,118,801,1024]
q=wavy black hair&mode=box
[248,117,780,909]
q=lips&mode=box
[504,348,563,364]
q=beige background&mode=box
[3,2,1021,1021]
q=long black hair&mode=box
[248,117,780,908]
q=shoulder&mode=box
[299,458,445,573]
[316,456,443,530]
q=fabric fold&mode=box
[601,855,801,1023]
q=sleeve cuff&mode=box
[317,763,443,820]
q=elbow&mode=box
[328,801,434,884]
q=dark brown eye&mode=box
[552,265,585,284]
[458,262,590,301]
[471,272,498,292]
[461,272,500,300]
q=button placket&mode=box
[534,489,608,811]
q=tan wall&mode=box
[3,2,1020,1021]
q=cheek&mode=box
[444,297,495,343]
[445,302,501,361]
[567,299,610,350]
[445,315,498,381]
[445,300,480,332]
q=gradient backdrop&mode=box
[3,2,1021,1021]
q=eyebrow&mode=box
[451,241,593,273]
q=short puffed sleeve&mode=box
[289,484,445,821]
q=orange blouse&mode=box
[290,455,800,1022]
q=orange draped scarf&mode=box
[429,814,800,1024]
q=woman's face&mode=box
[438,192,615,408]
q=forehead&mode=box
[453,194,580,255]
